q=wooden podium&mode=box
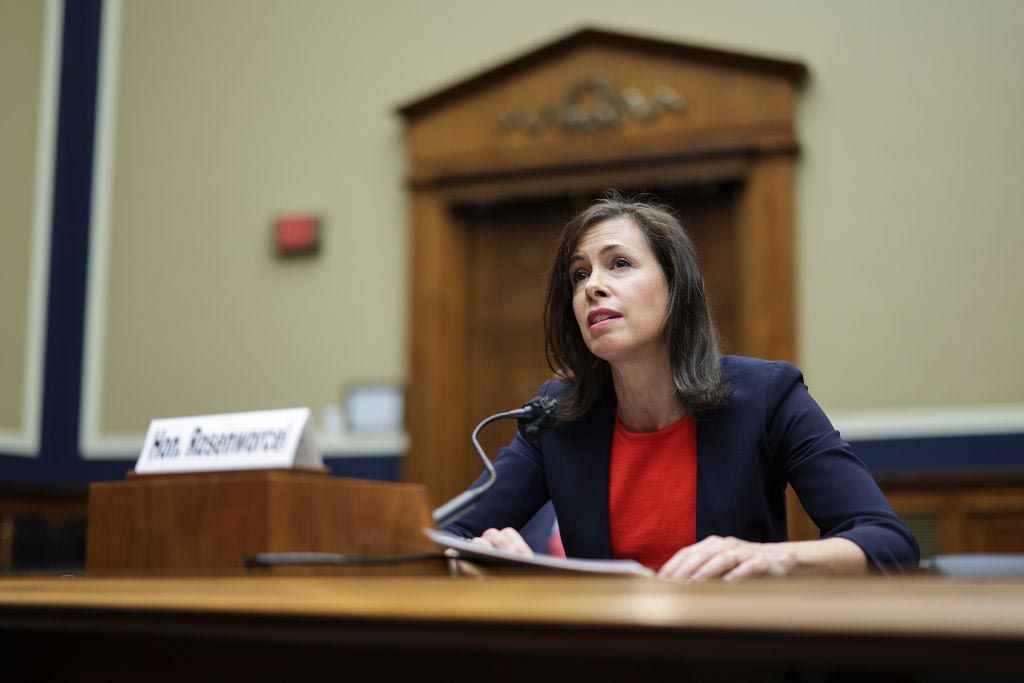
[86,470,445,576]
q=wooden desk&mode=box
[1,575,1022,681]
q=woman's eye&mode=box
[571,269,588,283]
[612,257,631,269]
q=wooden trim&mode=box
[789,472,1024,552]
[397,27,808,118]
[875,470,1024,489]
[734,155,797,362]
[431,154,753,206]
[0,485,88,519]
[402,191,470,503]
[408,124,797,185]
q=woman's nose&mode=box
[585,273,608,299]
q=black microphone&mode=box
[431,395,560,529]
[517,395,560,442]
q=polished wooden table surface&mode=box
[1,574,1023,681]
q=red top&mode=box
[608,412,697,570]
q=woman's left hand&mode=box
[657,535,798,582]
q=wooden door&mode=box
[461,197,571,479]
[645,183,739,355]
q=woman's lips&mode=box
[587,309,622,329]
[589,317,620,331]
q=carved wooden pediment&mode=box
[399,28,807,183]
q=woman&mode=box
[447,193,918,580]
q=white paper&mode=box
[424,529,655,577]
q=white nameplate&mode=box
[135,408,322,474]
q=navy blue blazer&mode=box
[448,356,919,572]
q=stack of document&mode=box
[425,529,654,577]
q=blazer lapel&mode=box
[695,408,732,541]
[584,392,616,558]
[552,389,616,559]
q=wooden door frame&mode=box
[399,29,805,504]
[404,151,797,503]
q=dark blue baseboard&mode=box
[0,454,131,488]
[323,456,401,481]
[851,433,1024,474]
[0,453,402,488]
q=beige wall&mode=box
[78,0,1024,438]
[0,0,45,432]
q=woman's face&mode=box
[569,217,670,364]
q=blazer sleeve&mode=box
[766,362,920,573]
[442,384,553,540]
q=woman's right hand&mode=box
[472,527,534,556]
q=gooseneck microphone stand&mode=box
[432,396,559,529]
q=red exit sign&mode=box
[273,215,321,256]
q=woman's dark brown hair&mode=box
[544,191,729,420]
